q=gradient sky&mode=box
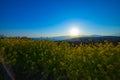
[0,0,120,37]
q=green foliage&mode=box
[0,38,120,80]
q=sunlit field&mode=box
[0,38,120,80]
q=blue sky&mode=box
[0,0,120,37]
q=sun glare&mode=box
[69,27,80,36]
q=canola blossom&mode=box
[0,38,120,80]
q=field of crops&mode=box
[0,38,120,80]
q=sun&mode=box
[69,27,80,36]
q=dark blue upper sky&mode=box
[0,0,120,37]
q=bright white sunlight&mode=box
[69,27,80,36]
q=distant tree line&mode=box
[0,34,30,39]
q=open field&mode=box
[0,38,120,80]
